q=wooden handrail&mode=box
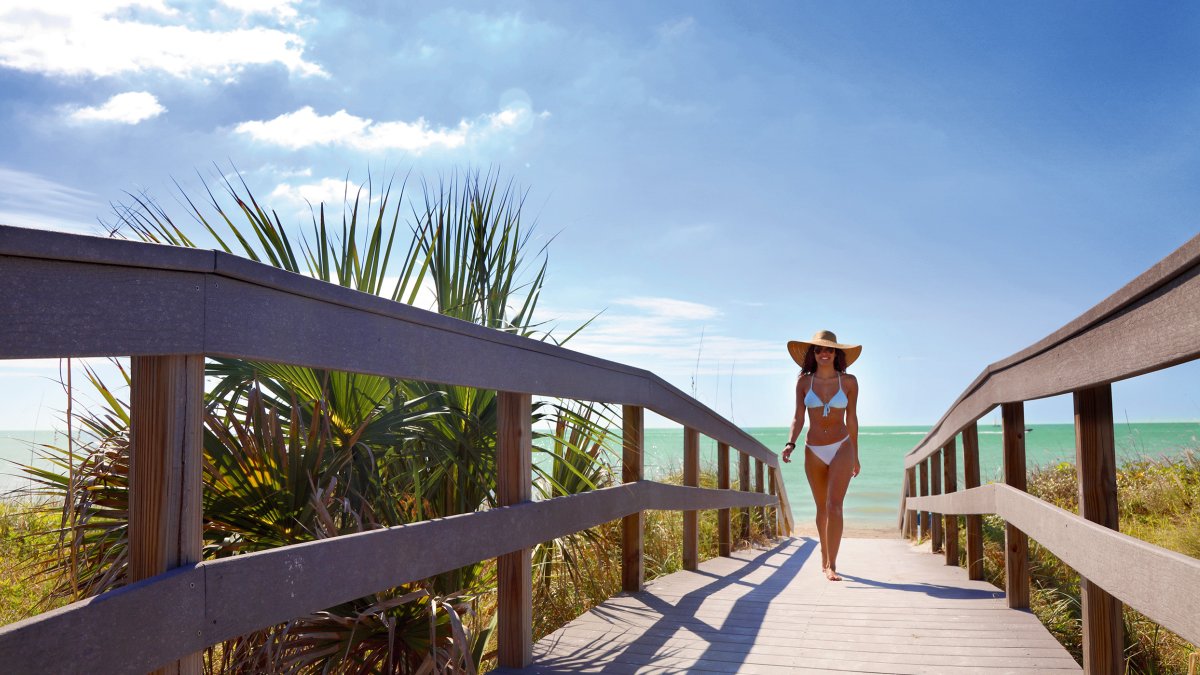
[907,485,1200,645]
[903,232,1200,469]
[0,224,779,469]
[0,223,794,671]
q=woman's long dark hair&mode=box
[801,348,847,374]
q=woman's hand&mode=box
[782,444,795,463]
[852,458,861,477]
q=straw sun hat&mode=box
[787,330,862,368]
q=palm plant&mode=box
[21,166,608,672]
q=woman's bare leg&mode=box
[804,448,831,571]
[823,441,855,580]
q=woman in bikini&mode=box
[781,330,861,581]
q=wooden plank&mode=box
[717,443,730,556]
[907,484,997,515]
[622,405,645,591]
[738,451,751,542]
[962,422,984,580]
[1002,402,1029,609]
[129,355,204,675]
[942,439,959,567]
[497,392,533,668]
[904,467,917,539]
[903,233,1200,469]
[683,427,699,571]
[930,449,943,552]
[918,459,930,538]
[767,467,777,541]
[754,458,764,538]
[1074,385,1123,674]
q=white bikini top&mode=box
[805,373,848,417]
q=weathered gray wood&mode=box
[962,423,984,580]
[1074,385,1123,674]
[907,484,997,515]
[904,467,917,539]
[129,355,204,675]
[904,232,1200,469]
[682,427,699,571]
[717,442,731,556]
[754,458,764,537]
[942,439,959,566]
[930,449,943,552]
[918,459,930,538]
[497,392,533,668]
[622,405,644,591]
[739,451,751,541]
[1002,402,1029,609]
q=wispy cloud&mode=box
[0,167,98,234]
[0,1,324,79]
[235,104,547,153]
[657,16,696,40]
[67,91,165,125]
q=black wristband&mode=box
[784,442,796,449]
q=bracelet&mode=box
[784,442,796,449]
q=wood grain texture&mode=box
[930,450,943,552]
[1002,402,1029,609]
[903,232,1200,469]
[682,427,699,571]
[962,423,984,580]
[754,458,765,537]
[622,405,644,592]
[717,442,731,557]
[497,392,533,668]
[918,460,930,538]
[739,451,751,542]
[942,439,959,567]
[129,355,204,675]
[1074,385,1123,675]
[904,468,917,540]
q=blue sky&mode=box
[1,1,1198,430]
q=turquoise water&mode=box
[5,423,1198,527]
[641,422,1200,531]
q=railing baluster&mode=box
[962,422,984,580]
[683,427,700,570]
[622,405,644,592]
[717,442,731,556]
[1074,385,1123,674]
[754,458,764,539]
[739,451,751,542]
[1001,402,1030,609]
[904,467,917,540]
[918,459,930,539]
[942,439,959,567]
[130,354,204,675]
[767,467,777,541]
[930,449,943,552]
[497,392,533,668]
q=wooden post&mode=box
[1001,402,1029,610]
[918,459,930,539]
[497,392,533,668]
[943,438,959,567]
[683,427,699,571]
[904,467,918,540]
[738,451,751,542]
[767,467,777,541]
[930,449,943,552]
[963,422,984,580]
[622,405,644,592]
[754,458,764,538]
[1074,385,1123,675]
[717,442,731,556]
[129,355,204,675]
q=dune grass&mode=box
[966,451,1199,674]
[0,500,65,626]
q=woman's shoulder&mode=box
[841,372,860,387]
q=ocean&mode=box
[3,423,1197,529]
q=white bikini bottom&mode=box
[806,436,849,465]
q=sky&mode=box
[0,1,1198,432]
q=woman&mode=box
[781,330,861,581]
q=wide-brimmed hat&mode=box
[787,330,862,368]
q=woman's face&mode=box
[813,345,838,366]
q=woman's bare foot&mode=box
[824,567,842,581]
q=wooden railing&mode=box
[0,224,794,673]
[900,232,1200,674]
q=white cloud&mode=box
[234,103,546,153]
[269,177,359,207]
[0,167,98,234]
[615,296,720,320]
[0,1,324,79]
[218,0,302,24]
[657,16,696,40]
[68,91,165,124]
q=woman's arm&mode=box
[783,375,806,463]
[845,374,860,477]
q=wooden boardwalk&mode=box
[497,537,1081,674]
